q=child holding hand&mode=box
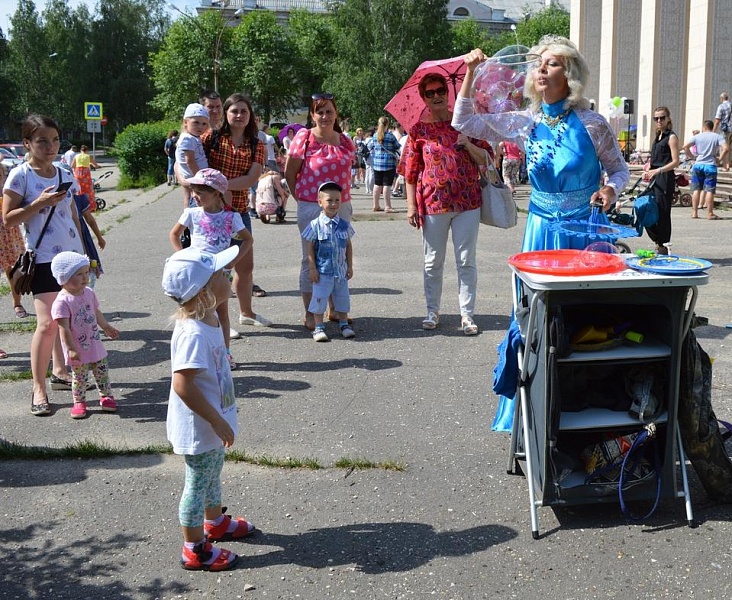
[301,181,355,342]
[50,251,120,419]
[168,168,252,370]
[162,245,256,572]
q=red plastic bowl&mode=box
[508,249,627,276]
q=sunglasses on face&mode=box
[312,93,334,100]
[653,115,667,122]
[423,87,447,99]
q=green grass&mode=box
[0,319,37,333]
[334,457,406,471]
[0,370,33,382]
[0,439,406,471]
[0,438,171,460]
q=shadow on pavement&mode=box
[0,523,188,599]
[245,521,517,574]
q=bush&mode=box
[114,121,177,187]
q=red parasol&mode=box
[384,55,467,132]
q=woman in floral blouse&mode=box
[403,73,491,336]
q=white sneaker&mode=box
[422,312,439,330]
[340,324,356,338]
[312,329,329,342]
[229,327,241,339]
[239,314,272,327]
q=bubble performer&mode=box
[452,38,630,252]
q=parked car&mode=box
[0,143,27,159]
[0,147,22,172]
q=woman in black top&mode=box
[645,106,680,254]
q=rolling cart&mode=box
[506,266,708,539]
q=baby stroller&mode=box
[671,172,692,207]
[607,177,658,254]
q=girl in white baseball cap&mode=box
[162,245,256,571]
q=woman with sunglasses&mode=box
[285,93,356,331]
[645,107,680,254]
[453,37,630,253]
[402,74,492,335]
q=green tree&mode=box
[288,9,336,107]
[41,0,93,133]
[87,0,169,130]
[0,27,12,126]
[150,10,239,119]
[511,5,570,50]
[229,11,300,123]
[326,0,452,127]
[450,18,490,56]
[5,0,54,118]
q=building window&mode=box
[453,7,470,17]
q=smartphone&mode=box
[54,181,73,194]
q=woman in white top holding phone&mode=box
[2,114,85,416]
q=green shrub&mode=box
[114,121,178,187]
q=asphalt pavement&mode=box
[1,163,732,599]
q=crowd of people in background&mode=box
[2,35,732,570]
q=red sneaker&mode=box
[205,512,256,541]
[181,541,237,571]
[70,401,87,419]
[99,396,117,412]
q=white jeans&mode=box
[297,200,353,293]
[421,208,480,317]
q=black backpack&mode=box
[357,139,370,160]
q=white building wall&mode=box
[572,0,732,152]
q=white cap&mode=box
[184,103,210,119]
[51,251,90,285]
[162,246,238,304]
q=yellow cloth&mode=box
[75,153,91,168]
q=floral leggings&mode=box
[71,357,112,403]
[179,447,224,528]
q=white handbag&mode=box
[480,160,517,229]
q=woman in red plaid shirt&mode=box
[203,93,272,328]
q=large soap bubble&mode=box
[472,45,538,114]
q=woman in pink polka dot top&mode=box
[285,94,356,331]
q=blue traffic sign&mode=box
[84,102,103,120]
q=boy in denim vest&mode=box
[301,181,355,341]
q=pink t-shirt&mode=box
[288,129,355,203]
[51,287,107,365]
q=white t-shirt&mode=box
[3,163,83,262]
[258,131,276,162]
[175,132,209,180]
[62,149,78,165]
[178,207,244,253]
[167,318,238,455]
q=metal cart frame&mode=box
[506,267,708,539]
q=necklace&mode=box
[541,108,570,128]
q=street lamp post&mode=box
[167,3,243,92]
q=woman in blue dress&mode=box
[452,37,630,251]
[452,37,630,431]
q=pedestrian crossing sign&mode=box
[84,102,103,120]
